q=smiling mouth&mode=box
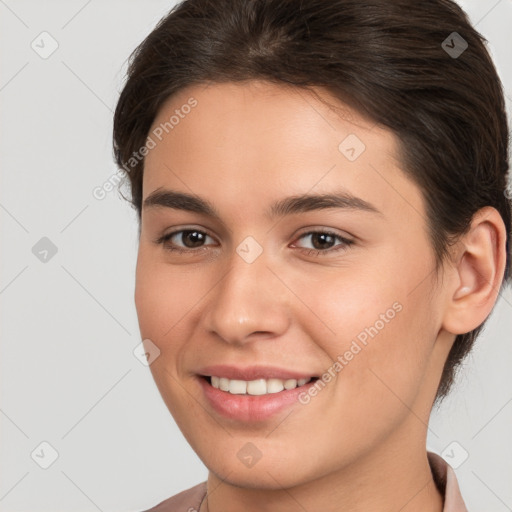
[202,375,319,396]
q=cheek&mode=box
[295,257,438,407]
[134,252,207,419]
[135,248,199,333]
[134,251,205,369]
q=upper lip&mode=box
[197,365,318,381]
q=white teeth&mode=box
[247,379,267,395]
[266,378,284,393]
[209,376,312,395]
[284,379,297,390]
[228,379,247,394]
[219,377,230,391]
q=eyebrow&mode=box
[143,188,381,219]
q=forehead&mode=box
[142,80,424,225]
[148,80,389,154]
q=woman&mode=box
[113,0,511,510]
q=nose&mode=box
[201,246,291,345]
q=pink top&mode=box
[142,451,468,511]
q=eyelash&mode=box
[154,229,354,257]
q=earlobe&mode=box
[442,206,507,335]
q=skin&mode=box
[135,80,506,512]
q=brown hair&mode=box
[113,0,511,402]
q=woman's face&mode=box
[135,80,453,488]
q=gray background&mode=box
[0,1,511,510]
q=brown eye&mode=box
[156,229,216,253]
[293,231,354,256]
[309,232,336,250]
[175,230,208,248]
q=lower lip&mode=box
[198,377,317,422]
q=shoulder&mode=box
[140,482,207,512]
[427,451,468,512]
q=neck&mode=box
[200,425,444,512]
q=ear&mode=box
[442,206,508,335]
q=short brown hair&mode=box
[113,0,511,402]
